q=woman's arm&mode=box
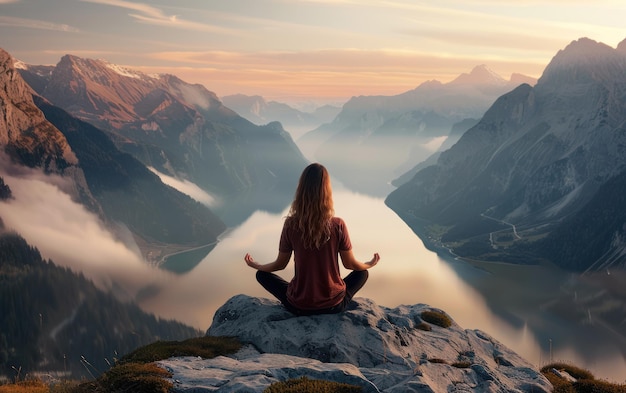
[244,252,291,272]
[339,250,380,271]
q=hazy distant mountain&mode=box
[391,118,480,187]
[221,94,341,139]
[17,56,308,206]
[386,37,626,272]
[300,65,536,195]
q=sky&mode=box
[1,0,625,105]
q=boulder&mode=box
[159,295,552,392]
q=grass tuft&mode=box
[416,322,431,331]
[541,362,594,380]
[420,310,452,328]
[73,363,172,393]
[0,379,48,393]
[541,362,626,393]
[263,376,362,393]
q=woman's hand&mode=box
[366,252,380,268]
[244,253,260,270]
[245,252,291,272]
[340,250,380,270]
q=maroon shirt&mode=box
[279,217,352,310]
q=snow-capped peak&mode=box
[13,59,27,70]
[105,62,156,81]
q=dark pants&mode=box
[256,270,369,316]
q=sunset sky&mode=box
[1,0,625,105]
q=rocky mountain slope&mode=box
[1,48,226,263]
[17,55,308,210]
[0,49,90,201]
[386,37,626,273]
[300,65,536,195]
[35,97,225,257]
[158,294,552,392]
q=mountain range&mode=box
[299,65,537,195]
[17,55,308,221]
[1,49,226,265]
[221,94,341,139]
[386,37,626,273]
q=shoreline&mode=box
[157,241,219,266]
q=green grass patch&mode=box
[119,335,241,364]
[420,310,452,328]
[264,376,362,393]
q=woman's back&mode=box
[281,217,351,309]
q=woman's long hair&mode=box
[287,163,334,249]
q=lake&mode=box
[138,179,626,382]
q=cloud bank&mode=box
[0,164,172,301]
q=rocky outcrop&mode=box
[0,49,77,172]
[158,295,551,392]
[0,48,96,208]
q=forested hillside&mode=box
[0,232,201,379]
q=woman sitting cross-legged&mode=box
[244,162,380,316]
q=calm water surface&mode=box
[139,184,626,382]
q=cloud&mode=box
[81,0,238,35]
[148,167,219,208]
[0,163,171,300]
[81,0,167,19]
[0,16,79,32]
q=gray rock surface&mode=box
[159,295,552,392]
